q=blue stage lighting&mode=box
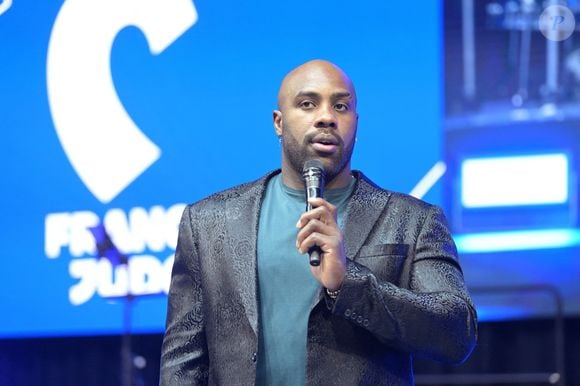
[455,228,580,253]
[461,153,569,208]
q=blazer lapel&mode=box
[224,171,278,337]
[343,171,391,260]
[308,172,392,313]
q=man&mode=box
[160,60,477,385]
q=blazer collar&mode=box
[224,170,279,337]
[343,171,392,259]
[309,171,392,312]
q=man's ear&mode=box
[273,110,283,136]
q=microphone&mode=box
[302,159,325,267]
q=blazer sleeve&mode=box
[160,205,209,385]
[329,205,477,364]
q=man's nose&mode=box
[314,104,337,129]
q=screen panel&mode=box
[0,1,442,337]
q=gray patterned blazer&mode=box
[160,170,477,386]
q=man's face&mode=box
[274,62,358,186]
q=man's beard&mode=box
[281,127,355,184]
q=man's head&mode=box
[273,59,358,189]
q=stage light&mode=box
[455,228,580,253]
[461,153,569,208]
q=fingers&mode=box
[295,219,339,254]
[296,198,341,255]
[296,198,338,228]
[295,198,347,288]
[299,232,341,256]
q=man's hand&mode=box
[296,197,346,291]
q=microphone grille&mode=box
[303,159,324,173]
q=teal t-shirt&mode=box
[256,173,354,385]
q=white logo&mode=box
[0,0,12,17]
[45,204,185,305]
[47,0,198,203]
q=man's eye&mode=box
[335,103,349,111]
[299,100,315,109]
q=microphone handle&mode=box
[306,196,322,266]
[308,247,322,267]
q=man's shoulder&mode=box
[388,190,435,213]
[187,170,278,211]
[356,171,434,213]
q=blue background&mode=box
[0,1,442,336]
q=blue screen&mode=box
[0,0,443,337]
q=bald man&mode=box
[160,60,477,386]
